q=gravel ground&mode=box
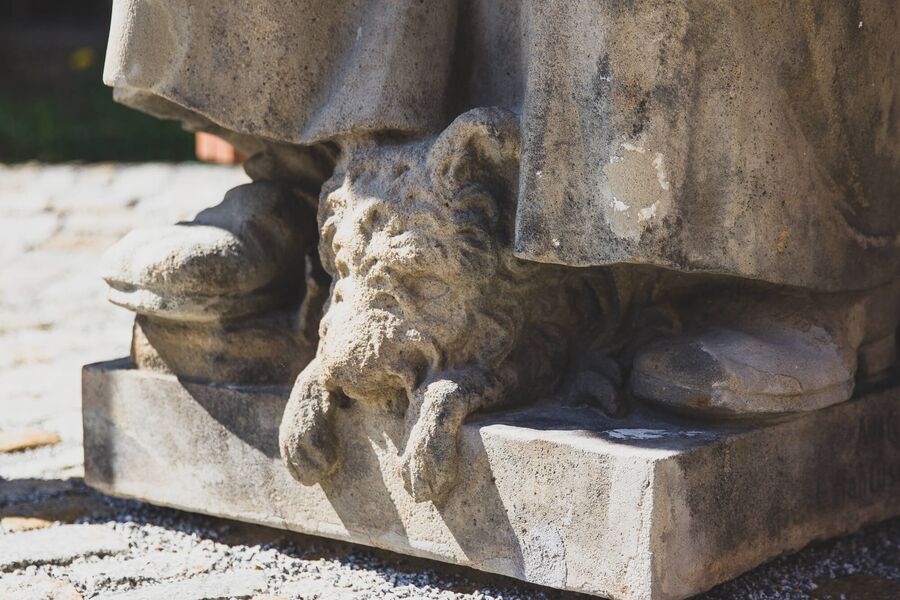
[0,163,898,599]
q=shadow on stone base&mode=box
[82,360,900,600]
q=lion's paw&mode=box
[279,366,339,485]
[279,416,338,486]
[400,432,459,504]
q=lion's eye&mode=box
[406,277,451,301]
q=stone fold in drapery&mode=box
[105,0,900,292]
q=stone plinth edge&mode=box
[82,360,900,599]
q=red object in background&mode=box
[195,132,244,164]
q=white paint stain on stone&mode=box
[637,202,658,222]
[603,138,673,240]
[652,153,670,191]
[611,198,629,212]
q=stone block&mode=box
[82,361,900,600]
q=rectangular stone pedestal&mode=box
[82,360,900,600]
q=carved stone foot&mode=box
[630,284,900,418]
[102,181,312,322]
[102,180,322,386]
[131,311,315,385]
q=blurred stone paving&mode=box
[0,163,897,599]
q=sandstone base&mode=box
[82,361,900,600]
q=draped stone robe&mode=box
[105,0,900,292]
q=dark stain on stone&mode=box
[594,52,612,99]
[631,95,650,138]
[651,84,676,110]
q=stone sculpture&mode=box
[86,1,900,598]
[279,108,624,502]
[102,181,323,384]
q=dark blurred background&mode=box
[0,0,194,163]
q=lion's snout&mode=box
[316,287,425,399]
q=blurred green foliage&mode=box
[0,1,195,163]
[0,63,195,163]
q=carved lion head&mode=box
[313,108,614,406]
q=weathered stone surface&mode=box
[83,361,900,600]
[96,570,269,600]
[0,429,61,453]
[0,524,128,570]
[102,182,313,322]
[106,1,900,293]
[631,285,900,418]
[280,107,623,505]
[100,0,900,426]
[131,310,315,386]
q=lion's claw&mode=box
[279,361,339,485]
[279,417,338,485]
[400,432,459,504]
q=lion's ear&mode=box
[427,107,520,192]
